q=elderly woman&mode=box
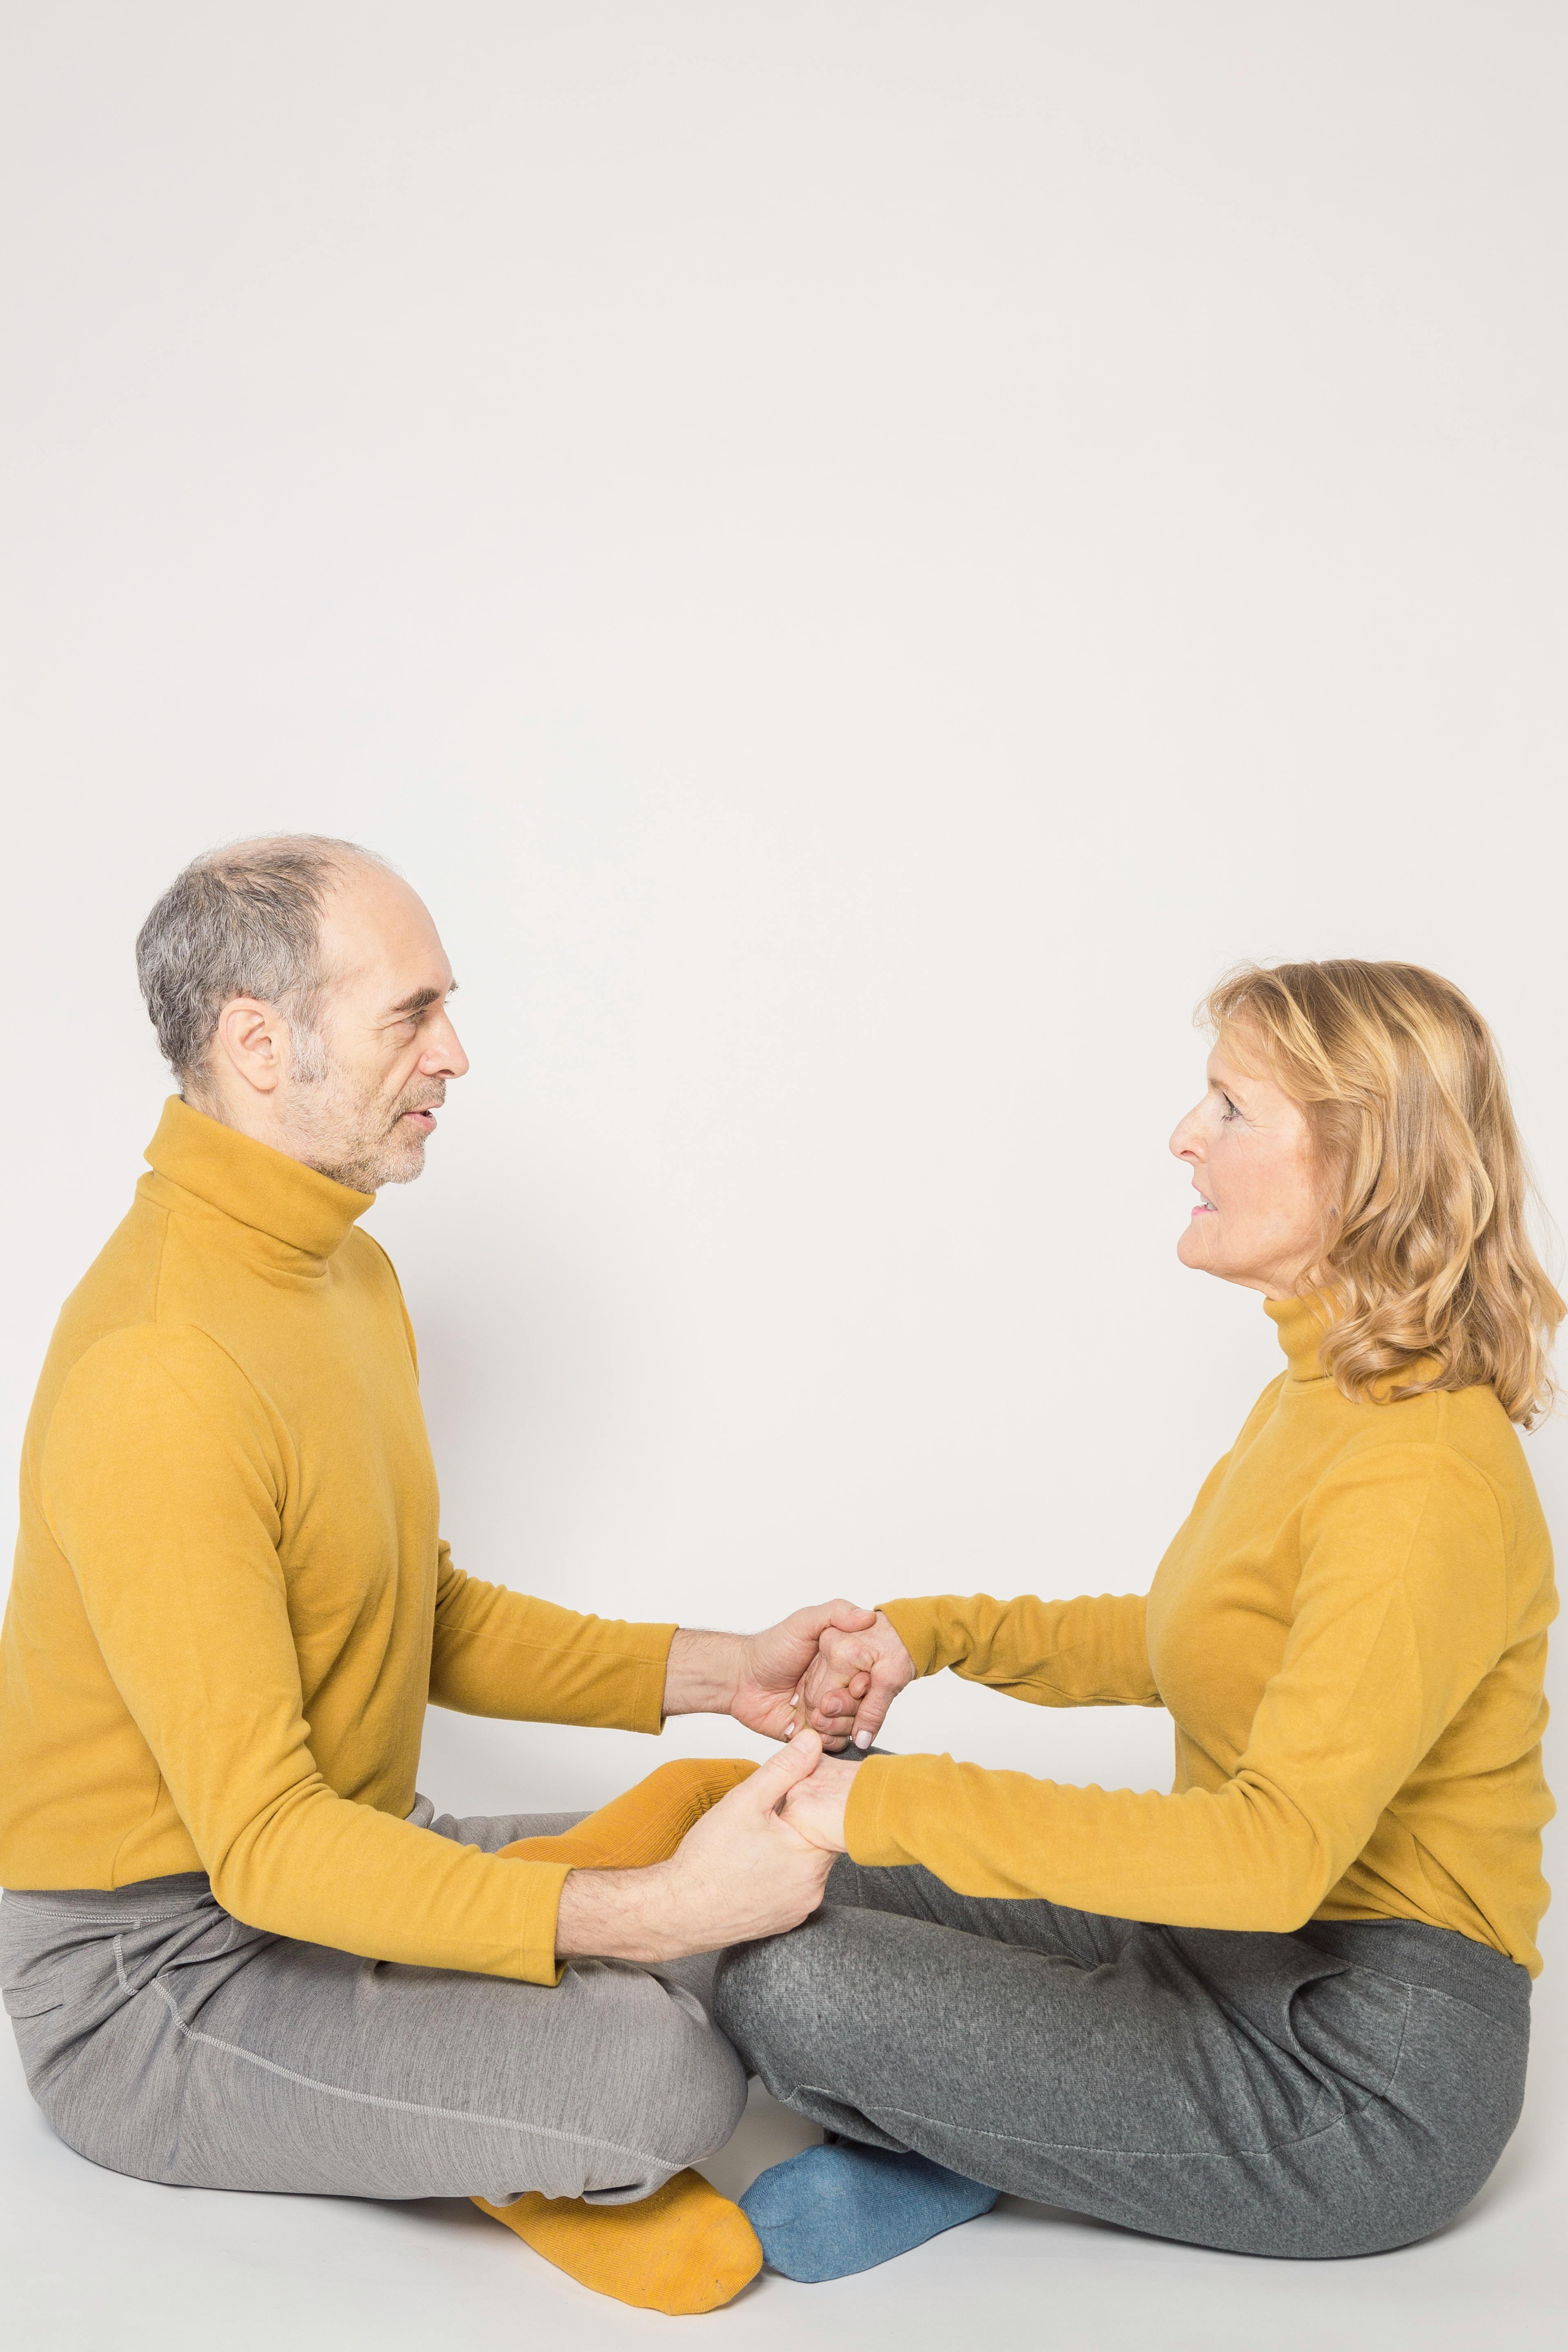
[718,959,1560,2280]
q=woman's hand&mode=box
[795,1610,917,1751]
[779,1752,859,1853]
[554,1732,836,1962]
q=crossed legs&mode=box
[6,1762,764,2314]
[713,1857,1529,2262]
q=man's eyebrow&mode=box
[389,980,457,1016]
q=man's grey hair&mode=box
[136,835,390,1089]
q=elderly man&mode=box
[0,835,866,2315]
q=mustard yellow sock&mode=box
[484,1763,764,2310]
[496,1756,758,1871]
[473,2168,764,2315]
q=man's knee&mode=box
[608,1967,748,2167]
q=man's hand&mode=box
[731,1599,882,1743]
[662,1601,879,1746]
[554,1731,836,1962]
[797,1610,917,1751]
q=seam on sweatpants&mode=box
[1380,1980,1414,2107]
[1341,1969,1528,2042]
[794,2078,1376,2167]
[9,1906,149,1928]
[145,1976,673,2171]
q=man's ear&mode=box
[212,996,287,1097]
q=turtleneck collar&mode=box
[1263,1291,1333,1381]
[143,1096,375,1260]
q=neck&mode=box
[144,1096,375,1257]
[184,1079,302,1164]
[184,1077,365,1187]
[1245,1255,1327,1303]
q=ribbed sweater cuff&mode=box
[877,1597,949,1677]
[842,1754,904,1868]
[623,1625,679,1734]
[511,1858,574,1985]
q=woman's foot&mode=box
[739,2141,999,2281]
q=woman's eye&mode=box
[1221,1094,1239,1121]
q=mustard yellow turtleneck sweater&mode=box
[848,1297,1557,1975]
[0,1099,676,1984]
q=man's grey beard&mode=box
[313,1126,428,1194]
[290,1030,443,1193]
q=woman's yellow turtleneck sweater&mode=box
[0,1100,675,1985]
[849,1297,1557,1974]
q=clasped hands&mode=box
[696,1599,916,1909]
[557,1601,917,1963]
[706,1597,916,1855]
[775,1605,916,1848]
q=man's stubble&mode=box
[293,1058,446,1194]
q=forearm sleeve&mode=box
[881,1591,1160,1707]
[851,1446,1506,1930]
[430,1547,675,1732]
[42,1328,573,1985]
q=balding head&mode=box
[136,835,467,1190]
[137,835,389,1088]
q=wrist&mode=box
[661,1626,745,1719]
[874,1601,929,1680]
[555,1859,682,1964]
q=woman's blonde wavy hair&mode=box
[1202,960,1563,1427]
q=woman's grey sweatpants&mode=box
[0,1801,744,2208]
[714,1858,1531,2261]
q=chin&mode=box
[378,1141,428,1188]
[1177,1221,1220,1273]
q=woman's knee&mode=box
[714,1925,801,2061]
[713,1908,865,2084]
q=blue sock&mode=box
[739,2140,999,2282]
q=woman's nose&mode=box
[1169,1107,1203,1161]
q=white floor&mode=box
[5,1973,1563,2352]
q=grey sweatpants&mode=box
[715,1858,1532,2261]
[0,1801,744,2207]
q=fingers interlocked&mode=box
[790,1610,916,1752]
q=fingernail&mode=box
[855,1731,872,1750]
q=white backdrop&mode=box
[3,8,1566,2343]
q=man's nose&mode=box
[423,1016,470,1079]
